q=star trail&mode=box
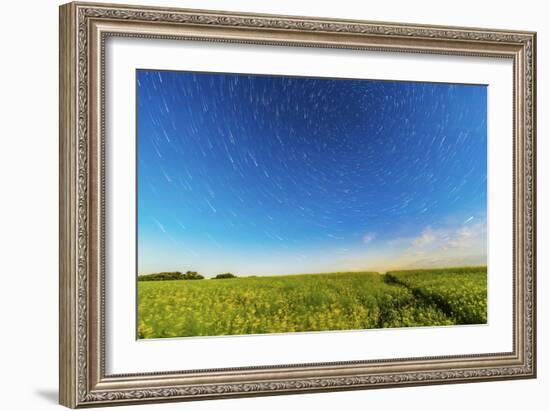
[137,70,487,276]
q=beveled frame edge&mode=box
[59,1,537,408]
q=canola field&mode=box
[137,267,487,339]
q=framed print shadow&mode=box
[59,1,537,408]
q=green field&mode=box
[137,266,487,339]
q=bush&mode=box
[213,273,237,279]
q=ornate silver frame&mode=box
[59,2,536,408]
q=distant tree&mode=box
[138,271,184,281]
[182,271,204,280]
[213,273,237,279]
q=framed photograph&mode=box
[59,2,537,408]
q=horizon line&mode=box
[137,264,488,278]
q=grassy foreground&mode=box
[137,267,487,339]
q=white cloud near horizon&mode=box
[411,226,438,247]
[408,220,486,253]
[347,218,487,273]
[362,232,376,244]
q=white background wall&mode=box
[0,0,546,409]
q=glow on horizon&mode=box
[138,215,487,277]
[136,70,487,277]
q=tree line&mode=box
[138,271,236,281]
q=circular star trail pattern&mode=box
[136,70,486,274]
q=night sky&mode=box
[137,70,487,276]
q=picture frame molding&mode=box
[59,2,536,408]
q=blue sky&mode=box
[137,70,487,276]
